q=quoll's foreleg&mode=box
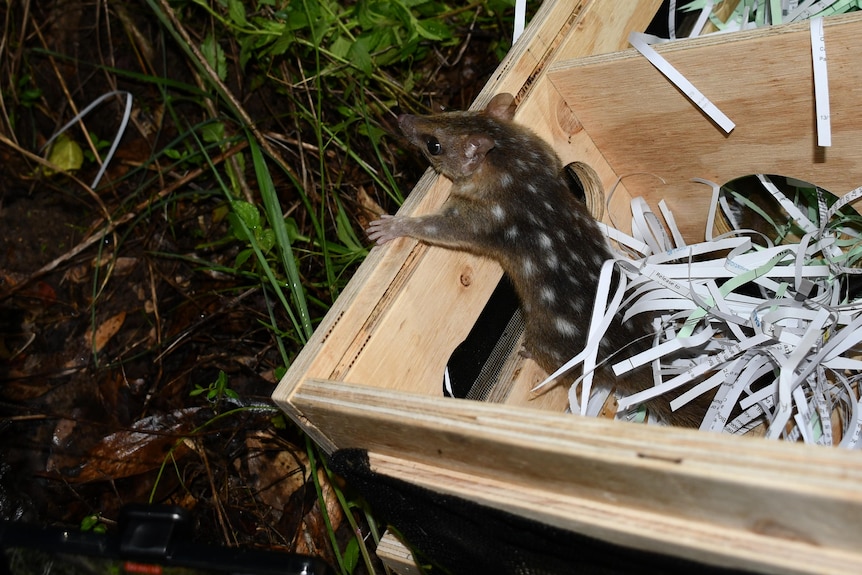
[366,206,495,252]
[366,215,409,245]
[366,214,450,245]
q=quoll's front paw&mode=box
[366,214,408,245]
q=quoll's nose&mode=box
[397,114,415,134]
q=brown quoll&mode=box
[367,93,705,427]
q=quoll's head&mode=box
[397,93,517,181]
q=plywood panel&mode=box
[548,12,862,242]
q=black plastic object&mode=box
[0,504,334,575]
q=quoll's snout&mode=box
[397,113,415,136]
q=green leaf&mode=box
[303,0,333,47]
[270,412,288,429]
[268,27,295,57]
[357,121,387,147]
[335,202,365,252]
[238,34,259,70]
[283,217,301,243]
[164,148,185,160]
[201,121,225,144]
[201,33,227,81]
[47,133,84,173]
[228,0,247,26]
[80,515,101,532]
[234,247,253,268]
[233,200,262,231]
[330,35,352,60]
[258,228,276,253]
[347,37,373,77]
[213,370,229,391]
[343,537,360,573]
[415,18,450,41]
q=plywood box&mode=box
[272,2,862,573]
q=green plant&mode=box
[1,0,512,569]
[80,513,108,534]
[190,369,240,404]
[141,2,516,572]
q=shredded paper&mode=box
[548,176,862,447]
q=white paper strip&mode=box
[810,17,832,147]
[513,0,527,43]
[628,32,735,133]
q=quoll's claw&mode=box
[366,214,400,245]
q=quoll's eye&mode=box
[425,137,443,156]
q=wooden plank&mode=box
[376,531,422,575]
[291,379,862,573]
[548,12,862,242]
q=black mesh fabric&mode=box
[328,449,750,575]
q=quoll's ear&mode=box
[484,93,516,121]
[460,134,495,175]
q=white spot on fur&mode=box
[500,173,514,187]
[492,204,506,221]
[523,257,536,276]
[505,226,518,239]
[538,233,552,250]
[546,253,559,269]
[555,317,578,337]
[540,286,555,304]
[526,183,538,194]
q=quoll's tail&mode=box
[600,316,715,428]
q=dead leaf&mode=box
[355,185,385,225]
[245,431,309,517]
[62,263,90,284]
[294,468,344,560]
[2,378,55,400]
[32,281,57,304]
[85,311,126,352]
[111,256,139,275]
[54,408,200,483]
